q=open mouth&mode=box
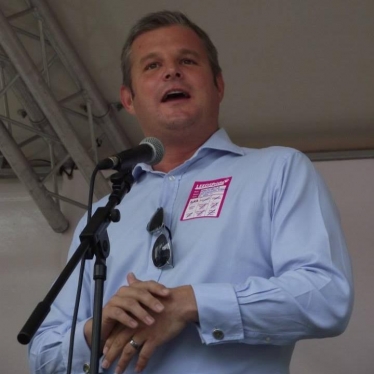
[161,90,191,103]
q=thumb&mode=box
[127,272,139,285]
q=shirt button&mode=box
[83,363,90,373]
[168,175,175,181]
[212,328,224,340]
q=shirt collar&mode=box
[197,128,244,156]
[133,128,244,180]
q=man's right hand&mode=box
[83,273,170,348]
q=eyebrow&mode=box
[179,49,201,59]
[139,52,159,66]
[139,49,201,66]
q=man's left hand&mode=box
[101,274,198,373]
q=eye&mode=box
[145,62,160,70]
[181,58,196,65]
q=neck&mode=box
[152,130,217,173]
[153,144,198,173]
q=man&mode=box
[29,10,353,374]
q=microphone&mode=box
[97,137,164,170]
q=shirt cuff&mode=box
[192,283,244,344]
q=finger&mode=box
[114,338,143,374]
[102,326,133,370]
[115,286,167,315]
[103,285,166,330]
[104,287,159,327]
[102,304,140,330]
[135,339,158,373]
[127,274,170,298]
[112,295,157,326]
[103,324,127,354]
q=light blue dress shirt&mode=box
[29,129,353,374]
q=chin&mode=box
[163,117,197,131]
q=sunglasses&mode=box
[147,207,173,269]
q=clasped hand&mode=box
[84,273,197,373]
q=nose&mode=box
[163,63,183,80]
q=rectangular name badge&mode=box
[181,177,232,221]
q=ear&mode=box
[216,73,225,102]
[120,85,136,115]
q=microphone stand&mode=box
[17,169,135,374]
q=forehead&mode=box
[130,25,207,61]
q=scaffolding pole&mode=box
[0,118,68,233]
[30,0,132,153]
[2,61,67,161]
[0,7,110,198]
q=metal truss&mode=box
[0,0,132,232]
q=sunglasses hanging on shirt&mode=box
[147,207,174,269]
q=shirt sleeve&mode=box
[192,151,354,346]
[28,216,94,374]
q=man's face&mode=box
[121,25,224,143]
